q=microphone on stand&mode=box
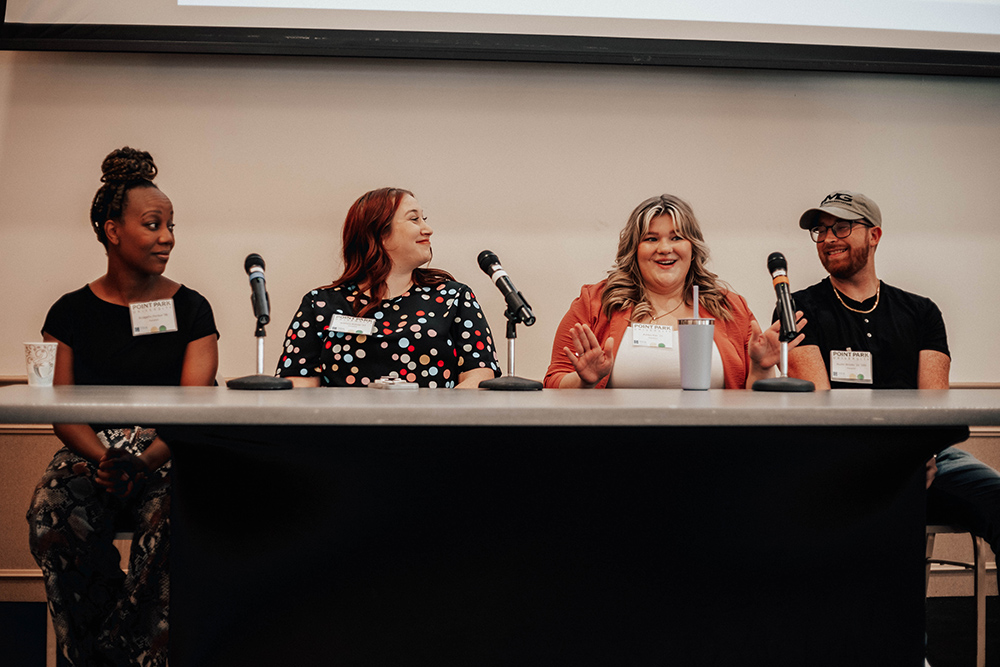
[752,252,814,392]
[768,252,798,343]
[477,250,542,391]
[227,253,292,390]
[245,253,270,326]
[477,250,535,326]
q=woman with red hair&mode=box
[277,187,500,388]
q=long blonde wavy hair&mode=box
[602,194,733,322]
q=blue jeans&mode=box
[927,446,1000,559]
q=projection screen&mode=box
[2,0,1000,75]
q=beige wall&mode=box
[0,51,999,383]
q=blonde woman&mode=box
[545,194,803,389]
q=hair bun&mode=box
[100,146,157,185]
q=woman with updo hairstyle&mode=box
[545,194,805,389]
[277,187,500,388]
[26,147,219,666]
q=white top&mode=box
[609,326,725,389]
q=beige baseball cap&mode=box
[798,190,882,229]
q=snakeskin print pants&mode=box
[26,428,170,667]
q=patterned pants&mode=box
[26,428,171,667]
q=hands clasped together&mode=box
[97,447,151,498]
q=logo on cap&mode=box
[822,192,854,206]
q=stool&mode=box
[925,524,987,667]
[113,530,134,572]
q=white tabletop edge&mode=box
[1,385,998,427]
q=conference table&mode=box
[2,385,997,666]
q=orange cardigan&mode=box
[544,280,758,389]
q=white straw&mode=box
[693,285,699,318]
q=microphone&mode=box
[228,253,292,389]
[767,252,798,343]
[752,252,814,392]
[244,253,270,326]
[477,250,536,326]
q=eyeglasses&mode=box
[809,220,874,243]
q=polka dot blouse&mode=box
[276,281,501,388]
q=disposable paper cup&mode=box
[24,342,57,387]
[678,318,714,390]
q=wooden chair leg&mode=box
[113,531,133,573]
[927,526,988,667]
[925,531,937,591]
[972,534,987,667]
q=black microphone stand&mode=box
[227,306,293,391]
[753,252,814,392]
[751,333,814,392]
[480,306,542,391]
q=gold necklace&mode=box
[649,299,685,322]
[832,282,880,314]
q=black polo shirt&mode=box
[773,277,949,389]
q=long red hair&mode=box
[329,187,453,317]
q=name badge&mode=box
[830,350,873,384]
[631,323,673,348]
[330,314,376,335]
[129,299,178,336]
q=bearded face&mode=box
[819,233,873,279]
[812,213,877,280]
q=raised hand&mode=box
[563,323,615,386]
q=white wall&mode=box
[1,51,998,383]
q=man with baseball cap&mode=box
[784,189,1000,585]
[787,189,948,388]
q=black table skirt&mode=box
[163,424,968,667]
